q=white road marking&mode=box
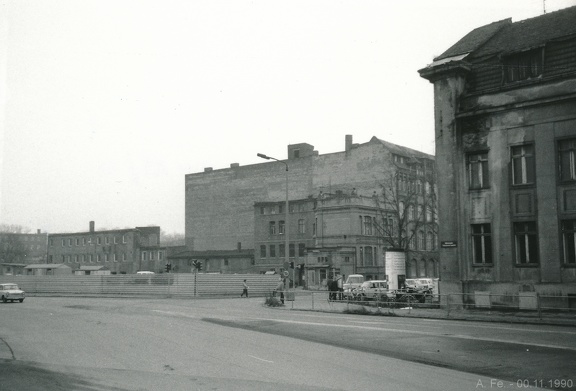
[247,355,274,363]
[246,317,576,352]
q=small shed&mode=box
[0,263,27,276]
[75,266,111,276]
[24,264,72,276]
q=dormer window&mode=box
[503,48,543,83]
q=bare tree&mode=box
[0,231,27,263]
[0,224,29,233]
[372,164,438,254]
[160,231,185,246]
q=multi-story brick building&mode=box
[419,6,576,300]
[254,197,316,278]
[187,135,437,282]
[47,222,166,274]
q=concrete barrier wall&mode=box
[0,274,280,298]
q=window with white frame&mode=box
[511,144,535,185]
[269,221,276,235]
[562,220,576,265]
[559,138,576,182]
[298,219,305,234]
[364,216,372,235]
[468,152,489,189]
[514,222,539,265]
[472,224,493,265]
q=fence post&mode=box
[311,292,314,310]
[446,294,451,317]
[537,292,542,319]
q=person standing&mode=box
[274,278,285,304]
[241,279,249,297]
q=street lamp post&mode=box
[257,153,290,300]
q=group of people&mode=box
[240,278,287,304]
[328,274,345,300]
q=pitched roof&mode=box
[369,136,434,160]
[78,266,109,271]
[436,6,576,61]
[24,263,71,269]
[435,19,511,60]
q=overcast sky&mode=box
[1,0,575,235]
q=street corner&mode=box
[0,338,15,360]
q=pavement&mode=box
[275,290,576,327]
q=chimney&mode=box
[37,229,41,234]
[237,242,242,251]
[89,221,95,233]
[345,135,353,152]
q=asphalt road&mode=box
[1,297,575,390]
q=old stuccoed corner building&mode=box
[419,7,576,304]
[184,135,438,284]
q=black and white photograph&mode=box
[1,1,576,390]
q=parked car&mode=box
[352,280,393,301]
[0,283,25,303]
[342,274,364,298]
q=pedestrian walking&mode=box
[241,279,249,297]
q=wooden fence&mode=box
[0,273,280,298]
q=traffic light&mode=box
[289,261,294,269]
[192,260,202,272]
[197,261,202,271]
[165,263,171,272]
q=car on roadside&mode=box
[342,274,364,298]
[0,283,25,303]
[352,280,393,301]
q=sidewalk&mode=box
[277,291,576,327]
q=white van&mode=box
[136,271,155,275]
[343,274,364,291]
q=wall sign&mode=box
[441,241,458,248]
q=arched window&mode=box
[409,259,418,278]
[419,259,427,277]
[426,231,433,250]
[418,230,425,250]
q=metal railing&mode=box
[278,290,576,323]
